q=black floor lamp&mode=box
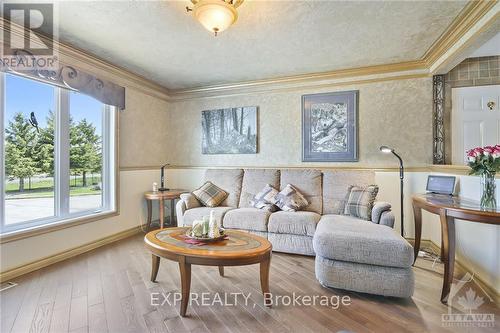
[380,146,404,237]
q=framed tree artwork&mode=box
[202,106,258,154]
[302,91,358,162]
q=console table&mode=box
[144,190,186,229]
[412,193,500,303]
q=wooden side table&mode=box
[144,190,186,229]
[412,193,500,303]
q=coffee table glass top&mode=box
[146,227,272,258]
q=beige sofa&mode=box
[176,168,414,298]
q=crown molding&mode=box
[168,0,499,99]
[57,41,171,102]
[422,0,498,68]
[0,1,497,101]
[169,72,431,101]
[429,3,500,74]
[168,60,428,98]
[0,18,170,102]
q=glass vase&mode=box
[480,173,497,210]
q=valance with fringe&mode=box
[1,50,126,110]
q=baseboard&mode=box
[408,238,500,303]
[0,225,144,282]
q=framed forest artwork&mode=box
[201,106,258,154]
[302,91,358,162]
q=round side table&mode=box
[144,190,186,229]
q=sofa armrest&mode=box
[379,210,395,228]
[176,199,187,226]
[180,193,201,209]
[371,201,392,224]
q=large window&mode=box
[1,73,116,235]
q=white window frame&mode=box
[0,73,117,237]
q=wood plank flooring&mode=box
[1,234,498,333]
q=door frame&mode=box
[451,84,499,165]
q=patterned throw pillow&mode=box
[192,181,228,207]
[344,185,379,220]
[250,184,279,212]
[272,184,309,212]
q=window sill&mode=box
[0,210,119,244]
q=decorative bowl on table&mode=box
[184,227,227,242]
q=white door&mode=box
[452,85,500,165]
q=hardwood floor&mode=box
[1,234,498,333]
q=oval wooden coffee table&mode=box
[144,227,272,317]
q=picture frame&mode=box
[302,90,358,162]
[201,106,258,154]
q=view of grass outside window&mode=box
[69,91,103,214]
[1,73,112,231]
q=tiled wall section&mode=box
[446,56,500,87]
[443,56,500,164]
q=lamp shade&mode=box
[379,145,394,153]
[194,0,238,34]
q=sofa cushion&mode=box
[272,184,309,212]
[268,211,321,237]
[204,169,244,207]
[192,181,228,207]
[322,170,375,215]
[280,169,322,214]
[180,193,201,210]
[182,207,233,226]
[313,214,413,268]
[344,185,379,220]
[239,169,280,208]
[223,208,271,232]
[250,184,279,212]
[315,255,414,298]
[268,233,315,256]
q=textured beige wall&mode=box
[119,87,170,168]
[166,77,433,167]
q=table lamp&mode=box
[380,146,404,237]
[159,163,170,192]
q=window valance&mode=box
[1,50,126,110]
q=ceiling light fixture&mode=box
[186,0,244,36]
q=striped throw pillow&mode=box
[192,181,228,207]
[344,185,379,220]
[250,184,279,212]
[272,184,309,212]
